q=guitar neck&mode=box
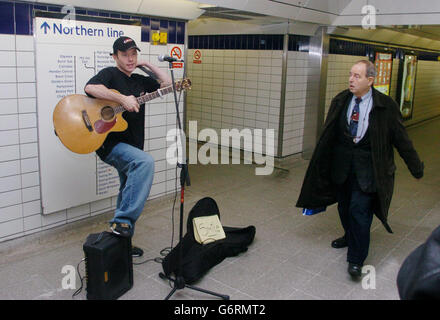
[113,84,175,114]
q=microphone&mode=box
[158,54,183,62]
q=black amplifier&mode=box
[83,232,133,300]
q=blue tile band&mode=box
[188,34,311,51]
[0,0,185,44]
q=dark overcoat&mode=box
[296,88,424,233]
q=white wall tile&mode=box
[281,52,310,156]
[20,143,38,158]
[18,98,36,113]
[0,34,15,51]
[0,98,18,115]
[154,159,166,172]
[90,198,111,213]
[23,200,41,217]
[0,175,21,193]
[17,82,36,98]
[0,67,17,83]
[149,148,166,161]
[19,127,38,143]
[0,83,17,99]
[24,214,42,232]
[149,126,167,139]
[15,35,34,51]
[0,145,20,162]
[150,114,167,127]
[0,204,22,223]
[0,130,19,147]
[0,218,23,238]
[21,172,39,188]
[20,157,39,173]
[149,137,166,150]
[0,160,20,178]
[18,113,36,128]
[150,181,166,197]
[258,75,271,85]
[138,42,150,53]
[0,114,19,130]
[41,209,66,227]
[152,171,166,184]
[0,51,16,67]
[17,67,35,83]
[67,204,90,220]
[148,102,167,115]
[258,89,270,98]
[16,51,35,67]
[271,58,282,67]
[22,186,40,202]
[149,45,167,58]
[0,189,21,208]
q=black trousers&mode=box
[336,172,375,265]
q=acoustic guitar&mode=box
[53,78,191,154]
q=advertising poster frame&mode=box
[373,52,393,96]
[397,54,418,121]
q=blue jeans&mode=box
[103,142,154,230]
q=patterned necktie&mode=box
[349,97,362,138]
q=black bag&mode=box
[397,224,440,299]
[162,197,256,284]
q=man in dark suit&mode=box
[296,60,424,278]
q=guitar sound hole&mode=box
[101,106,115,121]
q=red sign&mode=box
[193,49,202,64]
[170,46,183,68]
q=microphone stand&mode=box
[158,60,229,300]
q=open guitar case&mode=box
[161,197,256,284]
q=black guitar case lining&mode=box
[161,197,256,284]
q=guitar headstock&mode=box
[176,78,192,91]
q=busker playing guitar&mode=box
[84,36,171,257]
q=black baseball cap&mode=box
[111,36,140,55]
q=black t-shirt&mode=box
[86,67,160,160]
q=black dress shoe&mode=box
[132,246,144,258]
[331,236,348,248]
[348,263,362,278]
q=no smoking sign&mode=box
[193,49,202,64]
[170,46,183,68]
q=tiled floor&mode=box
[0,118,439,300]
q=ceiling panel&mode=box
[20,0,204,20]
[268,0,352,15]
[20,0,143,14]
[330,25,440,51]
[137,0,204,20]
